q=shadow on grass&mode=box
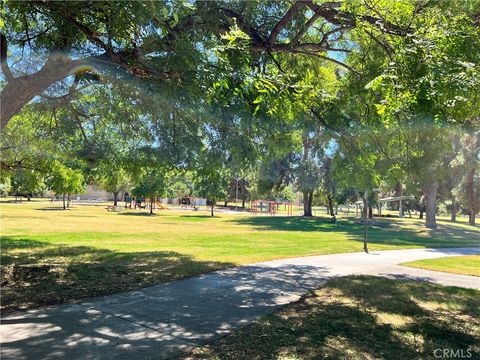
[179,214,213,218]
[184,276,480,360]
[0,236,233,312]
[169,215,215,221]
[36,207,71,211]
[231,216,480,248]
[118,212,158,216]
[437,218,480,228]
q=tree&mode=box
[320,156,336,216]
[131,171,166,215]
[165,172,194,200]
[226,177,250,209]
[333,128,387,252]
[1,0,414,128]
[48,162,85,209]
[437,133,465,222]
[400,124,455,228]
[458,178,480,226]
[11,169,45,201]
[460,132,480,225]
[195,151,229,217]
[362,4,480,226]
[297,157,322,217]
[279,185,296,203]
[96,164,131,206]
[0,176,12,197]
[1,1,204,127]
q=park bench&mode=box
[105,205,122,212]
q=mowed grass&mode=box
[180,276,480,360]
[1,202,479,311]
[401,255,480,277]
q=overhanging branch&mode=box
[1,33,14,82]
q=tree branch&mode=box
[217,7,266,46]
[268,1,304,45]
[1,54,94,130]
[1,33,14,82]
[300,0,409,35]
[364,29,393,58]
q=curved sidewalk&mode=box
[1,247,479,360]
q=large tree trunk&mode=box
[469,213,476,226]
[113,192,118,206]
[419,210,424,219]
[62,194,66,210]
[466,168,477,226]
[303,191,313,216]
[368,206,373,219]
[67,194,71,208]
[211,201,214,217]
[424,179,438,228]
[150,201,153,214]
[450,196,457,222]
[327,195,334,216]
[242,198,245,209]
[308,192,313,215]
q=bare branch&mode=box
[364,29,393,58]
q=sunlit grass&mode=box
[1,202,479,311]
[401,255,480,277]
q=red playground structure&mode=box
[250,200,293,216]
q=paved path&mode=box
[1,247,479,360]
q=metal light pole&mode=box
[363,190,368,253]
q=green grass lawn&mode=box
[1,202,479,311]
[179,276,480,360]
[401,255,480,277]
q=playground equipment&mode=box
[250,200,293,216]
[123,196,169,210]
[154,199,168,209]
[105,205,123,212]
[145,197,170,210]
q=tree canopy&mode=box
[1,0,479,224]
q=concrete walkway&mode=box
[1,247,479,360]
